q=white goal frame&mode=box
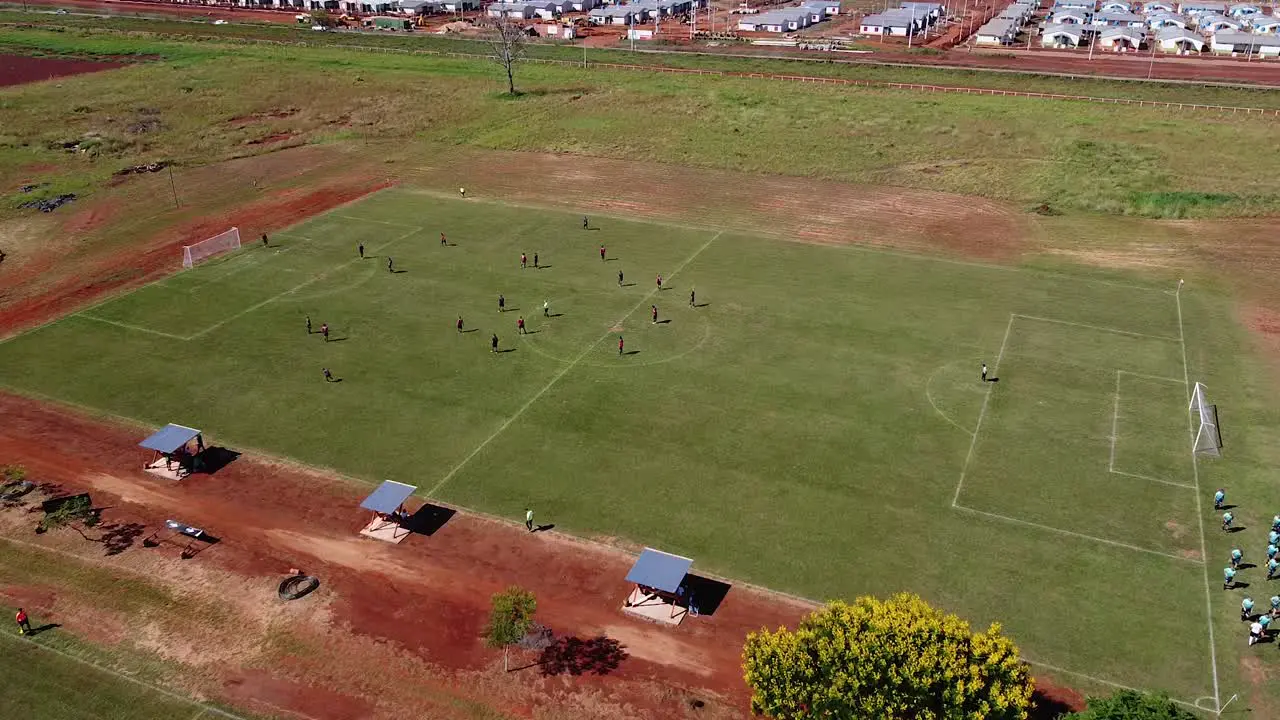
[1189,381,1222,456]
[182,227,241,269]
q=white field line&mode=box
[1108,371,1195,490]
[1177,287,1221,713]
[1023,658,1202,713]
[950,313,1014,507]
[952,504,1202,564]
[1117,369,1187,385]
[73,314,192,341]
[186,226,422,340]
[1012,314,1181,342]
[0,632,248,720]
[334,214,420,228]
[425,230,721,499]
[924,365,975,437]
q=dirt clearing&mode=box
[0,54,125,88]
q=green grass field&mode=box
[0,188,1244,707]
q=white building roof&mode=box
[1212,29,1280,44]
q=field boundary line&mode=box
[1022,658,1202,712]
[0,631,248,720]
[950,313,1013,507]
[1176,287,1220,712]
[1012,314,1180,342]
[425,230,722,498]
[1118,369,1187,385]
[73,313,193,341]
[393,187,1169,296]
[1108,370,1196,490]
[186,225,422,339]
[334,214,420,228]
[953,504,1201,563]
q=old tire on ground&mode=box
[278,574,319,601]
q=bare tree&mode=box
[488,15,528,96]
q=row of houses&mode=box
[858,2,947,36]
[1047,5,1280,32]
[578,0,708,24]
[1038,20,1280,50]
[975,1,1038,45]
[735,1,841,32]
[1050,0,1275,15]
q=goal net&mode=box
[1189,382,1222,456]
[182,227,241,269]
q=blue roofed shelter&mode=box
[139,424,204,480]
[623,548,695,625]
[359,480,418,543]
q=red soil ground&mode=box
[0,53,124,87]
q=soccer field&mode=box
[0,188,1232,705]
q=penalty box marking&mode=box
[952,314,1202,563]
[1109,370,1195,490]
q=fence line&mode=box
[6,22,1279,115]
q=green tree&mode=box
[484,586,536,672]
[1,465,25,483]
[742,593,1033,720]
[1064,690,1196,720]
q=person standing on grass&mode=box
[358,243,365,259]
[533,252,539,269]
[1269,557,1279,580]
[543,300,549,318]
[600,243,606,261]
[440,232,447,247]
[1243,596,1256,621]
[457,316,464,333]
[517,316,526,335]
[306,316,312,335]
[526,508,534,532]
[1261,614,1273,636]
[1224,511,1235,532]
[651,305,658,324]
[14,608,30,636]
[1271,529,1280,547]
[498,294,506,313]
[320,323,329,342]
[1268,544,1278,562]
[322,368,334,382]
[1233,548,1245,569]
[491,334,499,353]
[689,288,695,307]
[1271,596,1280,618]
[521,253,528,269]
[656,274,663,291]
[1215,488,1226,510]
[618,269,624,287]
[981,363,989,382]
[583,216,590,230]
[459,187,466,198]
[1273,514,1280,532]
[618,335,624,356]
[261,233,269,248]
[1250,621,1264,646]
[1226,566,1238,589]
[387,256,394,273]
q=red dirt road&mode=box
[0,53,124,87]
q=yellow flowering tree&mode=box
[742,593,1033,720]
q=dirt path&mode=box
[0,390,813,719]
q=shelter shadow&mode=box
[679,574,731,617]
[403,503,456,536]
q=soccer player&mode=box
[1267,544,1278,561]
[1250,621,1264,645]
[1270,529,1279,547]
[618,269,624,287]
[600,244,606,261]
[1224,511,1235,532]
[387,256,394,273]
[1273,514,1280,532]
[1215,488,1226,510]
[261,233,269,248]
[322,367,334,382]
[440,232,447,246]
[320,323,329,342]
[981,363,988,382]
[521,253,527,269]
[526,508,534,532]
[14,608,30,635]
[459,187,466,197]
[306,315,312,335]
[491,334,499,353]
[498,294,506,313]
[1271,596,1280,618]
[689,288,695,307]
[358,243,365,259]
[457,316,464,333]
[1233,548,1245,568]
[517,316,526,335]
[1261,614,1273,635]
[533,252,539,269]
[1243,596,1256,621]
[583,216,589,230]
[656,274,663,290]
[1269,558,1279,580]
[543,300,549,318]
[618,335,624,356]
[1226,566,1237,589]
[651,305,658,324]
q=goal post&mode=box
[1189,381,1222,456]
[182,227,241,269]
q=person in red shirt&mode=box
[520,253,527,269]
[599,244,606,261]
[456,316,464,333]
[618,335,624,356]
[651,305,658,324]
[440,232,447,246]
[517,316,526,335]
[15,608,31,635]
[656,274,663,290]
[320,323,329,342]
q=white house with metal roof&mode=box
[859,10,922,34]
[487,1,538,17]
[1098,25,1146,46]
[975,17,1020,43]
[1210,29,1280,52]
[1052,0,1094,9]
[739,7,812,31]
[1142,0,1176,9]
[1227,2,1261,16]
[588,5,638,23]
[1093,10,1146,25]
[1050,8,1091,23]
[1041,22,1086,44]
[805,0,841,16]
[1146,11,1189,28]
[1178,1,1226,15]
[1248,15,1280,31]
[1156,24,1208,48]
[1196,13,1242,31]
[1098,0,1132,12]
